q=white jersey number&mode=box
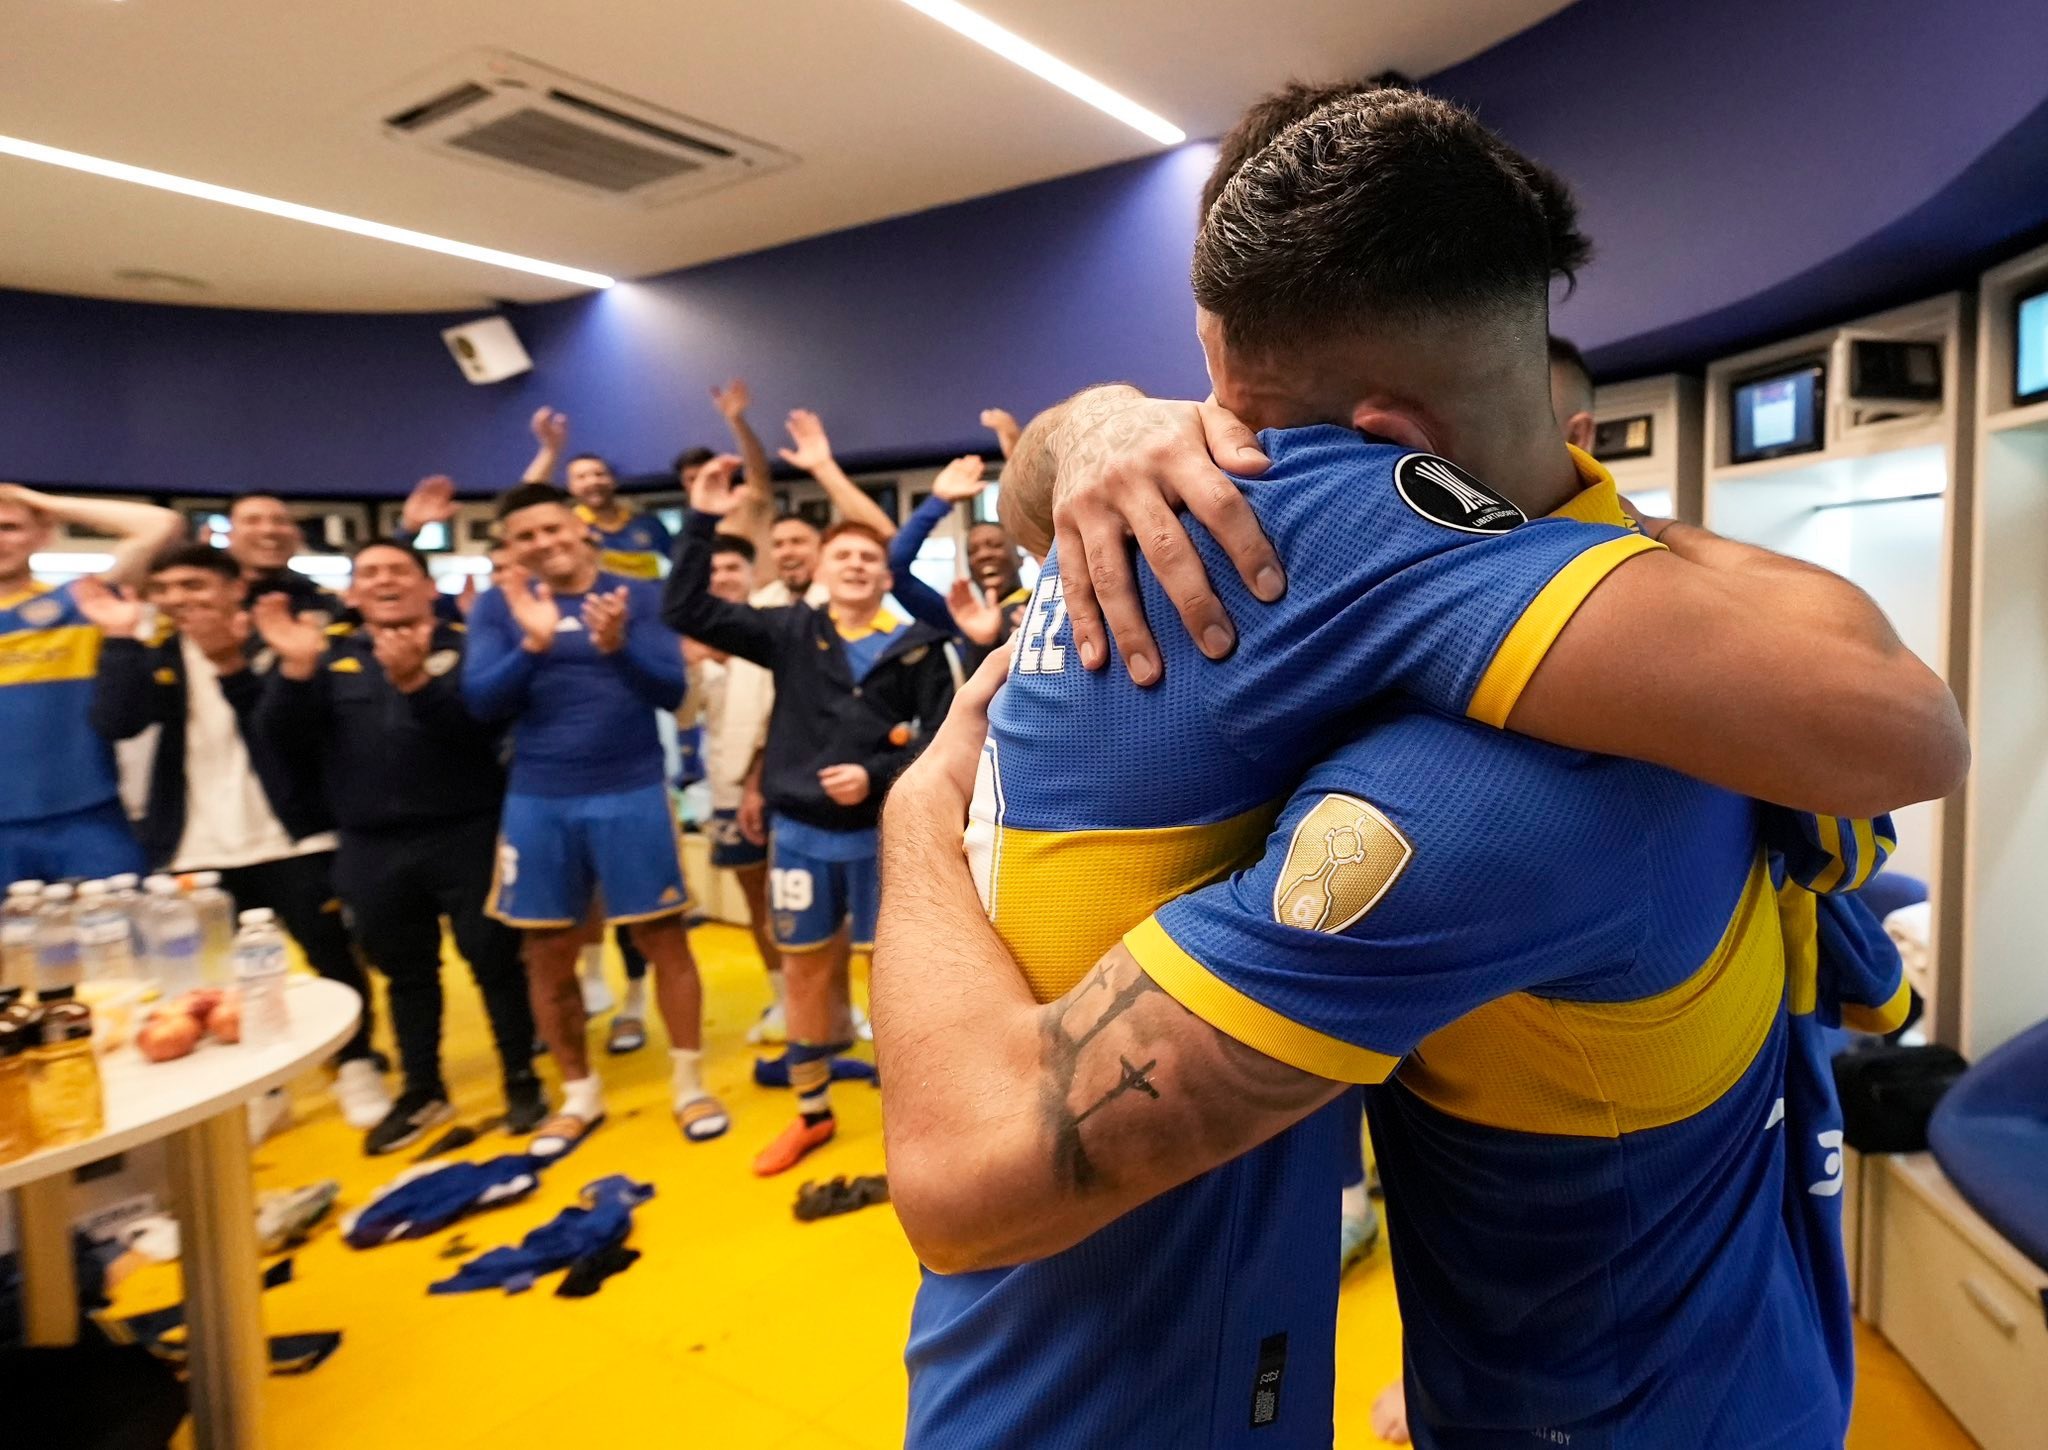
[1016,577,1068,676]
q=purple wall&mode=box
[5,0,2048,496]
[0,144,1219,497]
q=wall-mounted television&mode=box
[2016,285,2048,408]
[1730,357,1826,465]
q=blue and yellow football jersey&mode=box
[0,580,122,823]
[907,428,1659,1448]
[575,502,673,581]
[1135,715,1896,1449]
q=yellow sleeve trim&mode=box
[1466,533,1665,728]
[1842,977,1913,1036]
[1847,818,1879,891]
[1123,916,1400,1085]
[1810,816,1848,893]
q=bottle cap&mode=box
[237,908,277,926]
[108,873,140,890]
[7,880,44,896]
[42,883,74,902]
[144,875,178,895]
[39,991,91,1044]
[195,872,223,889]
[78,881,108,899]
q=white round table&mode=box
[2,977,360,1450]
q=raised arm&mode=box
[1023,389,1966,818]
[874,653,1338,1273]
[522,408,569,484]
[886,455,987,635]
[74,580,167,740]
[659,455,783,667]
[779,409,897,539]
[710,379,777,558]
[0,483,185,587]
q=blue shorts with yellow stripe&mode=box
[489,784,690,929]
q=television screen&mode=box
[2017,287,2048,406]
[1731,360,1825,464]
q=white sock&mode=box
[670,1048,705,1105]
[621,976,648,1019]
[579,944,604,979]
[767,969,786,1008]
[562,1076,604,1124]
[1341,1181,1369,1223]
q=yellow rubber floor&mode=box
[106,924,1976,1449]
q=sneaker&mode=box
[504,1073,549,1135]
[256,1180,341,1252]
[1340,1206,1380,1276]
[333,1059,393,1132]
[753,1115,836,1177]
[579,957,613,1016]
[745,1001,787,1046]
[248,1087,293,1146]
[365,1088,453,1155]
[851,1003,872,1043]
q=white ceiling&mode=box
[0,0,1571,312]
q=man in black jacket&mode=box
[665,456,955,1176]
[77,544,390,1131]
[248,539,546,1154]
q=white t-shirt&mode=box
[748,578,830,609]
[169,639,337,872]
[690,654,775,812]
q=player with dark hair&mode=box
[246,537,545,1153]
[463,483,725,1153]
[875,86,1955,1448]
[82,541,392,1130]
[665,458,954,1176]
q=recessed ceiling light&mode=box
[891,0,1185,146]
[0,133,614,291]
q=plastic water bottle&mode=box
[76,881,141,988]
[144,877,203,997]
[107,873,143,934]
[34,884,81,997]
[189,872,237,987]
[1,881,43,992]
[232,909,290,1048]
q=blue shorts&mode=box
[489,785,691,930]
[769,829,879,953]
[709,808,767,870]
[0,801,145,885]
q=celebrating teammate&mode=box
[463,484,726,1154]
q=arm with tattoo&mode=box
[873,654,1340,1274]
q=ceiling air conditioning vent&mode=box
[376,50,795,207]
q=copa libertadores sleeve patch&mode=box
[1271,794,1413,934]
[1392,452,1526,534]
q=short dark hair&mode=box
[820,520,888,552]
[672,446,715,476]
[709,534,757,564]
[1193,90,1592,356]
[771,512,821,536]
[1201,78,1387,218]
[350,536,431,576]
[227,493,287,519]
[566,452,612,472]
[1548,335,1595,412]
[494,482,574,522]
[150,542,240,581]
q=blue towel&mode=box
[1930,1017,2048,1273]
[430,1177,655,1295]
[343,1156,544,1248]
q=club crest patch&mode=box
[425,648,460,677]
[1392,453,1525,535]
[18,599,62,628]
[1271,793,1413,935]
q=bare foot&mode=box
[1370,1379,1410,1445]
